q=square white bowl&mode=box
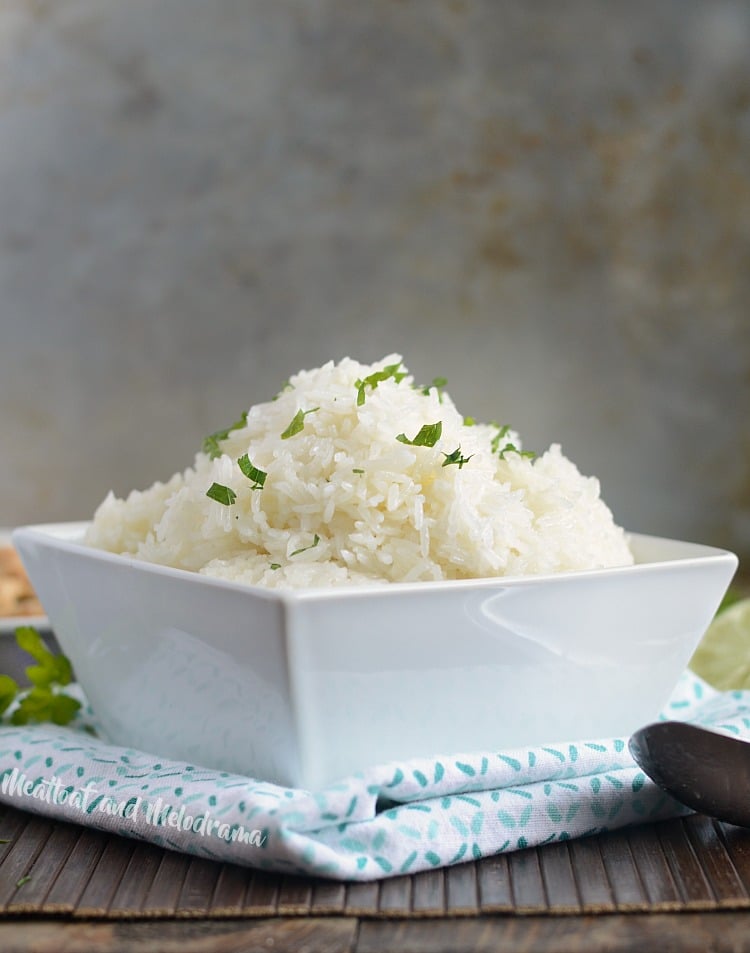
[13,522,738,790]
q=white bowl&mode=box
[12,521,738,790]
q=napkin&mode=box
[1,671,748,881]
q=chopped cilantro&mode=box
[290,534,321,557]
[206,482,237,506]
[420,376,448,401]
[490,424,511,455]
[355,362,406,406]
[0,627,81,727]
[269,563,281,571]
[498,443,535,461]
[281,407,319,439]
[272,379,292,401]
[0,675,16,716]
[238,454,267,489]
[396,421,443,447]
[352,468,365,474]
[442,447,474,469]
[202,412,248,460]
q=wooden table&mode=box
[2,804,750,952]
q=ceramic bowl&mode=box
[12,522,738,789]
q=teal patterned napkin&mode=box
[1,671,748,881]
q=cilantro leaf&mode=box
[11,687,81,726]
[442,447,474,469]
[206,482,237,505]
[1,628,82,727]
[420,376,448,401]
[498,443,535,461]
[355,362,406,406]
[0,675,19,716]
[238,454,267,489]
[490,424,511,455]
[15,626,74,687]
[271,379,292,401]
[202,411,249,460]
[396,421,443,448]
[290,534,321,557]
[281,407,319,439]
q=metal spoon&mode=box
[628,721,750,828]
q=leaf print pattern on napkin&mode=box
[1,672,748,880]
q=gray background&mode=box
[2,0,749,563]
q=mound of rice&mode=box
[85,355,633,587]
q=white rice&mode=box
[85,355,633,587]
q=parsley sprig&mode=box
[0,627,81,727]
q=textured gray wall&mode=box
[2,0,749,561]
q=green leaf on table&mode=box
[0,674,19,716]
[0,627,81,727]
[11,687,81,726]
[16,626,74,688]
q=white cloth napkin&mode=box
[1,671,746,881]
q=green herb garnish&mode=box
[16,875,31,888]
[269,563,281,571]
[490,424,511,455]
[290,534,320,557]
[206,482,237,506]
[442,447,473,469]
[238,454,267,489]
[355,362,406,406]
[272,379,292,401]
[420,376,448,401]
[352,468,365,474]
[0,627,81,727]
[281,407,319,439]
[463,416,476,426]
[202,412,248,460]
[396,421,443,448]
[498,443,535,461]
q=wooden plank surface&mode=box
[5,914,750,953]
[0,917,359,953]
[3,804,750,920]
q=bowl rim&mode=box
[11,521,740,606]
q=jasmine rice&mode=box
[85,355,633,586]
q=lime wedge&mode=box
[689,597,750,690]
